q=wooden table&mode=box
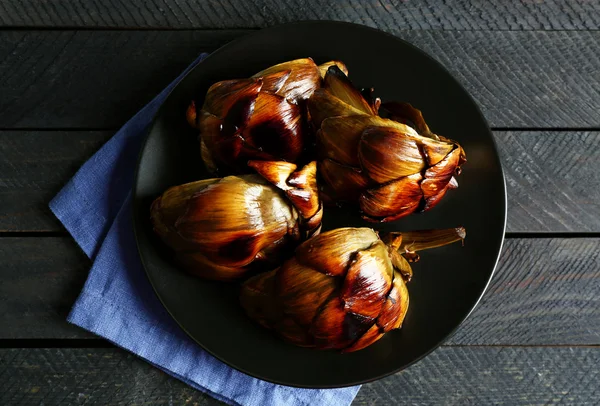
[1,1,599,404]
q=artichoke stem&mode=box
[383,227,466,257]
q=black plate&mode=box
[133,21,506,388]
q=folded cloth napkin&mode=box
[49,53,360,406]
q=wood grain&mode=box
[2,130,599,233]
[1,0,599,30]
[1,237,598,344]
[0,30,599,129]
[0,348,221,405]
[497,131,600,233]
[357,347,600,405]
[0,131,111,232]
[448,238,600,345]
[0,30,248,129]
[0,237,93,339]
[1,347,598,405]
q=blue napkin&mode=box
[49,53,360,406]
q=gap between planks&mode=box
[1,27,600,33]
[0,339,597,349]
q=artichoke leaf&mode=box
[318,60,349,78]
[376,273,409,331]
[252,58,321,102]
[323,66,375,115]
[359,173,423,222]
[319,158,371,201]
[359,126,426,183]
[276,260,337,327]
[202,78,262,119]
[242,92,304,163]
[295,227,379,276]
[341,241,393,319]
[308,88,367,128]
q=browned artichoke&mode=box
[308,66,466,222]
[240,227,465,352]
[186,58,341,173]
[150,161,322,281]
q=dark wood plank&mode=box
[0,237,93,339]
[0,30,249,129]
[0,30,599,129]
[1,347,598,405]
[1,237,598,344]
[357,347,600,405]
[498,131,600,233]
[0,131,111,232]
[3,130,599,233]
[0,348,222,405]
[448,237,600,345]
[1,0,599,30]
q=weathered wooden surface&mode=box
[448,237,600,345]
[1,347,598,405]
[1,237,598,344]
[0,131,111,232]
[0,348,222,405]
[357,346,600,405]
[1,2,599,404]
[498,131,600,233]
[1,0,599,30]
[0,30,248,129]
[0,237,92,339]
[1,30,599,129]
[3,131,599,233]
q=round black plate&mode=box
[133,21,506,388]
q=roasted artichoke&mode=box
[240,227,465,352]
[187,58,343,173]
[150,161,322,281]
[308,66,466,222]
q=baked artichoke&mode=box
[308,66,466,222]
[150,161,322,281]
[187,59,346,173]
[240,226,465,352]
